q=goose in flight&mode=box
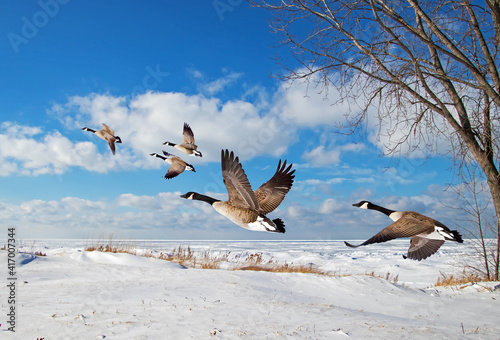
[150,151,196,179]
[181,149,295,233]
[163,122,202,157]
[345,201,463,261]
[82,123,122,155]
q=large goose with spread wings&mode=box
[345,201,463,260]
[181,149,295,233]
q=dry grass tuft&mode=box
[166,246,229,269]
[1,242,47,256]
[83,239,403,283]
[231,252,329,274]
[365,271,399,284]
[237,262,328,274]
[436,271,490,287]
[85,234,136,255]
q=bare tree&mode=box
[254,0,500,278]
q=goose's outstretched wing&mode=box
[182,123,197,149]
[107,139,116,155]
[164,160,185,179]
[344,217,427,248]
[407,236,444,261]
[102,123,115,136]
[221,149,258,210]
[161,152,186,179]
[254,160,295,215]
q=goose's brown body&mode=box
[212,202,277,232]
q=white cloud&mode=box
[60,197,108,211]
[0,192,271,239]
[0,123,118,176]
[299,178,346,186]
[1,70,458,179]
[272,76,350,128]
[318,198,343,214]
[202,71,244,95]
[1,122,42,136]
[367,116,454,159]
[271,68,460,160]
[117,192,184,212]
[0,180,479,240]
[17,197,108,215]
[361,85,465,159]
[187,68,244,96]
[303,145,341,166]
[0,160,18,176]
[187,68,204,80]
[54,91,297,165]
[4,80,306,176]
[302,143,364,166]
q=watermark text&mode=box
[6,227,17,332]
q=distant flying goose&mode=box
[345,201,463,261]
[82,123,122,155]
[180,149,295,233]
[150,151,196,179]
[163,122,202,157]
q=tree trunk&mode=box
[470,143,500,280]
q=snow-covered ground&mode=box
[1,239,499,339]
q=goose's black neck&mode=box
[190,193,221,205]
[150,153,167,160]
[368,202,396,216]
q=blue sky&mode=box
[0,1,464,240]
